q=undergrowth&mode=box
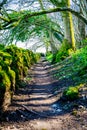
[63,84,84,101]
[46,52,53,62]
[55,39,72,63]
[46,39,74,63]
[53,43,87,101]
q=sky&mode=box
[17,42,46,53]
[16,38,46,54]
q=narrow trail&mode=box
[0,59,87,130]
[26,59,59,113]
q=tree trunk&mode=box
[49,22,58,54]
[62,0,76,50]
[78,19,85,40]
[78,0,86,40]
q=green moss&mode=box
[17,61,23,80]
[0,44,40,111]
[5,45,24,82]
[2,71,11,91]
[0,51,12,72]
[22,50,31,68]
[53,39,72,63]
[63,86,79,101]
[28,51,37,64]
[0,44,5,50]
[46,52,53,62]
[35,53,41,62]
[4,45,40,88]
[0,66,2,71]
[0,61,8,72]
[8,68,15,91]
[0,51,12,60]
[5,45,17,55]
[63,84,84,101]
[8,68,15,99]
[71,45,87,75]
[23,66,28,76]
[68,11,76,50]
[0,71,6,91]
[0,70,11,106]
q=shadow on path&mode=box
[2,59,76,122]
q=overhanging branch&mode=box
[24,7,87,24]
[1,7,87,30]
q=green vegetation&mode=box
[47,38,87,64]
[55,39,72,62]
[0,0,87,120]
[53,41,87,101]
[0,70,11,110]
[63,84,84,101]
[0,44,40,111]
[63,86,79,101]
[46,52,53,62]
[46,39,74,63]
[72,44,87,73]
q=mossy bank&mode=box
[0,44,40,114]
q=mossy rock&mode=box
[0,70,11,111]
[8,68,16,99]
[28,51,37,64]
[5,45,24,83]
[22,50,31,68]
[0,60,9,72]
[0,70,11,90]
[0,44,40,112]
[63,86,79,101]
[3,45,40,87]
[23,66,28,76]
[0,51,12,72]
[2,91,11,111]
[0,51,12,61]
[35,53,41,62]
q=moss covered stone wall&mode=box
[0,44,40,113]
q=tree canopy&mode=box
[0,0,87,52]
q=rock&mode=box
[79,105,84,108]
[56,109,62,112]
[78,105,86,110]
[51,104,58,109]
[63,105,69,110]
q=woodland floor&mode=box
[0,58,87,130]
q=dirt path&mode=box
[0,59,87,130]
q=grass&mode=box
[52,45,87,101]
[54,45,87,83]
[46,53,53,62]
